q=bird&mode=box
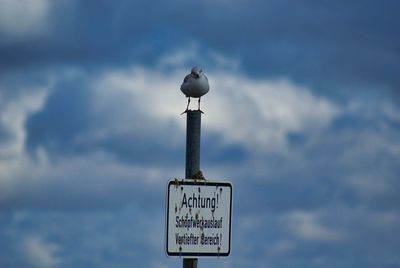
[180,66,209,114]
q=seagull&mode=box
[180,66,209,114]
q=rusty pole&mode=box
[183,110,201,268]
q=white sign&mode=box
[166,179,232,257]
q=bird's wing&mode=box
[183,73,192,83]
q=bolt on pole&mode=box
[183,110,202,268]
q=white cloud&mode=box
[206,72,340,152]
[93,65,340,154]
[0,0,52,40]
[1,51,398,212]
[285,210,345,242]
[267,240,297,256]
[157,44,240,71]
[157,43,201,68]
[0,61,340,210]
[0,88,49,198]
[23,235,61,268]
[0,88,48,158]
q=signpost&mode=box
[166,110,233,267]
[166,179,232,257]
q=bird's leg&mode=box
[197,97,204,114]
[181,97,190,115]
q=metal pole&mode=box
[183,110,201,268]
[185,111,201,179]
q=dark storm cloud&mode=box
[1,0,399,98]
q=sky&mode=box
[0,0,399,267]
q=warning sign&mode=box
[165,179,232,257]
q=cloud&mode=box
[1,0,398,101]
[0,87,48,158]
[23,235,61,268]
[93,63,340,155]
[0,55,342,212]
[0,0,399,266]
[0,87,49,203]
[0,0,52,41]
[0,207,169,268]
[1,49,400,267]
[206,73,340,153]
[3,52,399,212]
[285,210,345,242]
[24,55,340,166]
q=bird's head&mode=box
[191,66,202,78]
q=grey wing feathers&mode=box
[183,74,192,83]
